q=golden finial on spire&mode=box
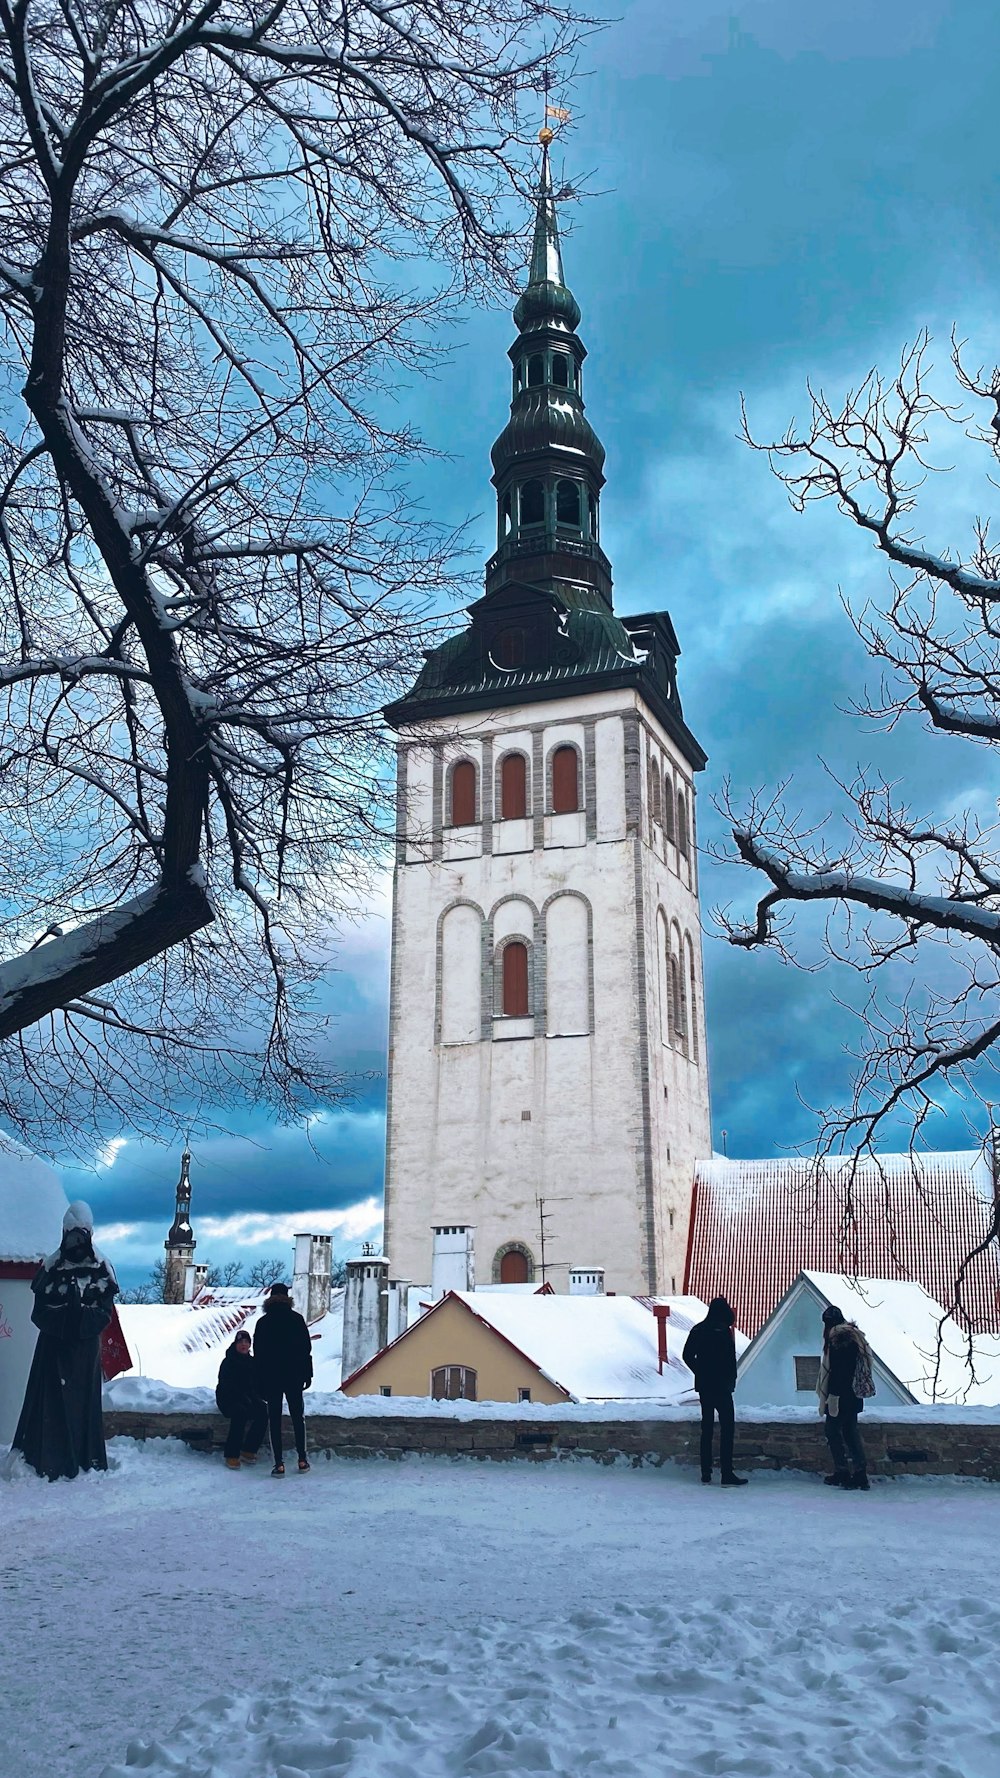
[538,125,554,145]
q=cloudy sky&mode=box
[57,0,1000,1287]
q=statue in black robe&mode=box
[12,1200,118,1481]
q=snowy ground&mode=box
[4,1442,1000,1778]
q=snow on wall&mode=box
[0,1132,69,1261]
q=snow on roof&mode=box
[117,1289,345,1392]
[801,1273,1000,1407]
[0,1131,69,1262]
[687,1150,1000,1337]
[448,1291,710,1402]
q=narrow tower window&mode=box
[588,493,598,539]
[502,940,530,1017]
[556,479,581,528]
[499,491,512,539]
[527,353,544,387]
[650,761,661,825]
[450,759,476,827]
[677,788,689,857]
[520,479,545,527]
[551,744,580,814]
[551,354,570,388]
[500,752,528,819]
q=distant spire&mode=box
[165,1146,195,1253]
[528,136,565,289]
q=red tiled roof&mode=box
[685,1151,1000,1337]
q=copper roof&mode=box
[685,1152,1000,1337]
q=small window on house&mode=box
[502,940,530,1017]
[450,759,476,827]
[556,479,581,527]
[677,788,689,856]
[494,628,524,669]
[520,479,545,526]
[551,354,569,388]
[500,752,528,820]
[794,1355,821,1392]
[551,744,580,814]
[380,1385,392,1397]
[518,1387,532,1403]
[431,1365,477,1401]
[527,353,545,387]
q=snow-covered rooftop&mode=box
[117,1289,345,1392]
[0,1132,69,1263]
[802,1272,1000,1407]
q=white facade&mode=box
[383,685,711,1297]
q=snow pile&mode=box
[806,1272,1000,1405]
[100,1591,1000,1778]
[0,1132,68,1261]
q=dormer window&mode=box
[527,353,545,387]
[556,479,581,528]
[494,628,525,669]
[520,479,545,527]
[551,354,570,388]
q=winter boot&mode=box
[846,1467,870,1491]
[225,1457,242,1471]
[824,1469,850,1487]
[297,1456,310,1473]
[270,1462,285,1477]
[721,1472,749,1487]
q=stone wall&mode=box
[103,1410,1000,1479]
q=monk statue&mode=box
[12,1201,118,1480]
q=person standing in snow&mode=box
[216,1328,268,1470]
[683,1295,748,1486]
[253,1281,313,1475]
[11,1201,118,1481]
[817,1304,873,1490]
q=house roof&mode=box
[685,1151,1000,1338]
[0,1133,69,1262]
[342,1290,712,1401]
[117,1288,345,1391]
[740,1271,1000,1407]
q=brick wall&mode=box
[103,1411,1000,1479]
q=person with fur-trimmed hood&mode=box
[253,1281,313,1476]
[817,1304,874,1490]
[11,1201,118,1481]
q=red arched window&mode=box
[551,745,579,814]
[500,753,527,820]
[450,759,476,827]
[499,1248,530,1284]
[502,941,529,1017]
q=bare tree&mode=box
[245,1253,285,1289]
[204,1255,246,1287]
[118,1255,168,1303]
[0,0,588,1151]
[724,333,1000,1167]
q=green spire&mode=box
[514,138,581,333]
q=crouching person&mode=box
[216,1328,267,1470]
[818,1304,874,1490]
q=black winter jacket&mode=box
[253,1297,313,1390]
[216,1343,264,1418]
[683,1317,738,1397]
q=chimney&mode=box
[292,1232,333,1323]
[652,1303,671,1372]
[183,1261,208,1303]
[386,1276,412,1345]
[340,1254,390,1382]
[431,1225,475,1297]
[569,1266,605,1297]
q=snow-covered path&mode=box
[3,1441,999,1778]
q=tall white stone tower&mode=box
[382,138,711,1296]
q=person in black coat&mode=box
[216,1329,267,1468]
[12,1200,117,1482]
[253,1281,313,1475]
[817,1304,872,1490]
[683,1295,748,1487]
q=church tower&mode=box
[163,1147,196,1304]
[382,138,711,1295]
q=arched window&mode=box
[494,628,524,669]
[440,904,482,1044]
[551,744,580,814]
[520,479,545,526]
[513,361,523,395]
[449,759,476,827]
[650,760,661,825]
[551,354,570,388]
[502,940,530,1017]
[663,775,675,845]
[500,752,527,820]
[677,788,689,857]
[686,933,699,1064]
[431,1365,477,1400]
[499,491,512,539]
[556,479,581,527]
[500,1248,529,1283]
[669,952,684,1047]
[527,353,544,387]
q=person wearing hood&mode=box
[216,1328,268,1470]
[817,1304,874,1490]
[253,1281,313,1475]
[11,1201,118,1481]
[683,1295,748,1486]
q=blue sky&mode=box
[61,0,1000,1286]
